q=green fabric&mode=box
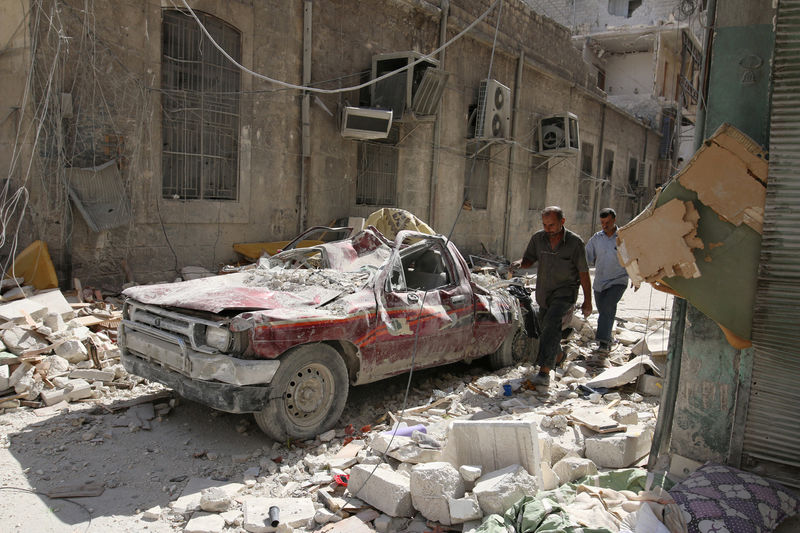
[474,468,672,533]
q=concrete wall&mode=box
[5,0,660,287]
[605,52,653,97]
[526,0,684,34]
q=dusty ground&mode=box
[0,283,675,532]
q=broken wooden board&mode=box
[45,481,105,498]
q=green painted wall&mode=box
[667,3,774,461]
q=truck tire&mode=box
[488,326,537,370]
[254,343,349,441]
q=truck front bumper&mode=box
[122,352,271,413]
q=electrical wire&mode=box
[0,486,93,533]
[178,0,501,95]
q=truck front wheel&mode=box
[254,343,349,441]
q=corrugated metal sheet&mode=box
[741,0,800,488]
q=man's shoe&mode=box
[595,342,610,355]
[529,372,550,388]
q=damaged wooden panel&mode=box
[617,198,703,285]
[676,124,768,233]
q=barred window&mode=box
[356,127,399,206]
[464,142,489,210]
[161,10,241,200]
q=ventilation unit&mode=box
[474,79,511,140]
[340,107,393,140]
[371,51,447,119]
[538,113,580,155]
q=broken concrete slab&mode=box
[472,464,539,516]
[618,198,703,285]
[540,462,559,490]
[0,289,74,322]
[185,511,226,533]
[0,364,8,391]
[242,496,315,532]
[552,456,597,484]
[348,464,414,518]
[410,462,465,525]
[459,465,482,482]
[200,486,231,512]
[585,355,662,389]
[637,374,664,397]
[0,285,35,302]
[631,327,669,356]
[3,327,46,356]
[584,425,654,468]
[319,515,372,533]
[442,416,542,486]
[171,478,244,515]
[55,339,88,363]
[448,494,482,524]
[68,368,115,382]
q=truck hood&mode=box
[123,269,370,314]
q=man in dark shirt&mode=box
[511,206,592,387]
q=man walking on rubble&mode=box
[585,208,629,355]
[511,206,592,387]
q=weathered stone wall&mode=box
[6,0,659,286]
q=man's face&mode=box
[542,213,565,236]
[600,214,616,233]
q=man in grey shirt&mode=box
[512,206,592,387]
[586,208,629,353]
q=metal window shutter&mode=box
[741,0,800,488]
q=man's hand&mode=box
[510,259,522,271]
[630,280,640,292]
[581,299,592,318]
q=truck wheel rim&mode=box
[283,362,334,428]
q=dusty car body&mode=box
[119,228,524,440]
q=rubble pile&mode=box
[0,285,139,413]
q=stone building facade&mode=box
[1,0,660,286]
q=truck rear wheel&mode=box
[254,343,348,441]
[488,326,536,370]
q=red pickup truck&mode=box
[119,228,527,440]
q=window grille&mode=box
[529,162,548,211]
[464,142,489,210]
[356,126,399,206]
[161,10,241,200]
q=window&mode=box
[596,68,606,91]
[578,142,594,212]
[600,149,614,208]
[529,161,548,211]
[628,157,639,188]
[608,0,642,17]
[161,10,241,200]
[464,142,489,210]
[356,126,399,206]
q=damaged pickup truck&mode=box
[119,228,528,440]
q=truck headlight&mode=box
[205,326,232,352]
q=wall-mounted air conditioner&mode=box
[538,113,580,155]
[474,79,511,140]
[371,51,447,119]
[340,107,393,140]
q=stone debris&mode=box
[472,464,539,515]
[410,461,465,524]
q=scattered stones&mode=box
[200,486,231,512]
[472,464,539,515]
[552,456,598,483]
[348,464,414,517]
[410,462,464,525]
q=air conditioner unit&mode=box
[371,51,446,119]
[538,113,580,155]
[340,107,393,140]
[474,79,511,140]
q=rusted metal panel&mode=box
[741,0,800,488]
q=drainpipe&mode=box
[502,49,524,257]
[590,103,607,226]
[429,0,448,229]
[299,0,312,233]
[647,0,716,471]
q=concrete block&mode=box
[200,487,231,512]
[611,406,638,425]
[171,478,244,514]
[65,379,93,402]
[637,374,663,397]
[40,388,67,406]
[448,494,482,524]
[0,365,8,390]
[56,339,88,363]
[566,364,587,378]
[242,496,315,532]
[43,355,70,376]
[547,426,585,464]
[410,462,464,525]
[319,515,372,532]
[348,464,413,517]
[584,425,653,468]
[43,312,66,333]
[472,464,539,516]
[459,465,482,482]
[185,512,226,533]
[314,508,340,524]
[373,514,391,532]
[69,368,115,382]
[442,415,543,486]
[3,328,43,356]
[9,362,32,389]
[552,456,597,484]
